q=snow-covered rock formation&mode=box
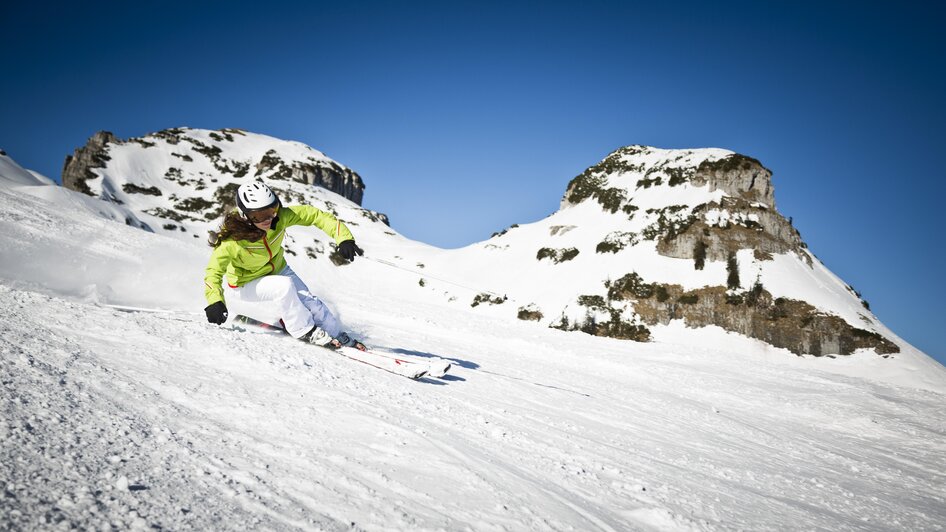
[62,128,376,239]
[436,145,901,358]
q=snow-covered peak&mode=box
[61,128,382,246]
[561,145,772,215]
[408,144,908,363]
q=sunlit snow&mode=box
[2,149,944,531]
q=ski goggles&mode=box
[246,207,278,224]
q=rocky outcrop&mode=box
[654,198,808,265]
[254,149,365,205]
[62,131,118,196]
[573,272,898,357]
[635,281,896,357]
[563,147,807,265]
[692,154,775,207]
[647,155,809,264]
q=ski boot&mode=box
[301,326,333,347]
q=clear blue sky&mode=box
[2,1,944,365]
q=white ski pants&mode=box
[225,265,341,339]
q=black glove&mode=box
[337,240,364,261]
[205,301,228,324]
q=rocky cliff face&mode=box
[62,131,119,197]
[598,274,897,357]
[254,148,365,206]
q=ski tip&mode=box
[425,362,451,378]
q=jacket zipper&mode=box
[263,235,275,273]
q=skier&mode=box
[203,181,366,350]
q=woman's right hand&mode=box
[205,301,228,324]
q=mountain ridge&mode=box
[54,129,906,359]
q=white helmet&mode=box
[236,182,280,214]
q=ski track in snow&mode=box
[3,284,945,531]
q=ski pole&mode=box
[101,303,201,315]
[361,255,510,302]
[101,303,202,322]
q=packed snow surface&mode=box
[2,159,946,531]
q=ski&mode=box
[359,350,452,378]
[333,346,428,379]
[233,315,442,380]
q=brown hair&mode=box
[208,210,265,247]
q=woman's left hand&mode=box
[338,240,364,261]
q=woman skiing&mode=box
[203,181,366,350]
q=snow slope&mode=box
[0,152,55,186]
[2,158,946,531]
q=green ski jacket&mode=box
[204,205,354,306]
